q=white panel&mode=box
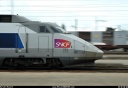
[0,23,36,33]
[18,26,26,53]
[75,41,85,51]
[28,34,38,48]
[39,36,49,52]
[0,23,20,33]
[19,27,26,47]
[114,31,126,45]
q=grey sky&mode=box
[1,0,128,31]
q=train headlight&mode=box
[74,57,79,60]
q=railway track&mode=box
[104,51,128,54]
[0,64,128,72]
[64,64,128,70]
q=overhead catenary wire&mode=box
[1,0,128,28]
[2,10,128,12]
[0,0,99,1]
[2,5,128,7]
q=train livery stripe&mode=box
[0,33,24,48]
[17,34,24,48]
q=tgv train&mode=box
[0,15,103,68]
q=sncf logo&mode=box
[54,39,71,48]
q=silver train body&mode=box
[0,15,103,68]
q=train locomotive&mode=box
[0,15,103,68]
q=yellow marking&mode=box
[94,34,99,38]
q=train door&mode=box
[39,36,49,52]
[16,26,28,53]
[38,26,53,57]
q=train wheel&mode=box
[46,58,63,69]
[2,58,18,69]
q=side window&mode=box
[40,26,50,33]
[50,26,60,33]
[0,15,12,22]
[40,26,45,32]
[45,29,50,33]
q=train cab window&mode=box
[40,26,50,33]
[50,26,60,33]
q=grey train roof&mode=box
[0,15,58,26]
[0,14,66,33]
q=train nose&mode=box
[96,49,104,59]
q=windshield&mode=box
[56,27,68,33]
[50,26,61,33]
[46,23,69,33]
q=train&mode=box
[71,31,128,52]
[0,15,103,68]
